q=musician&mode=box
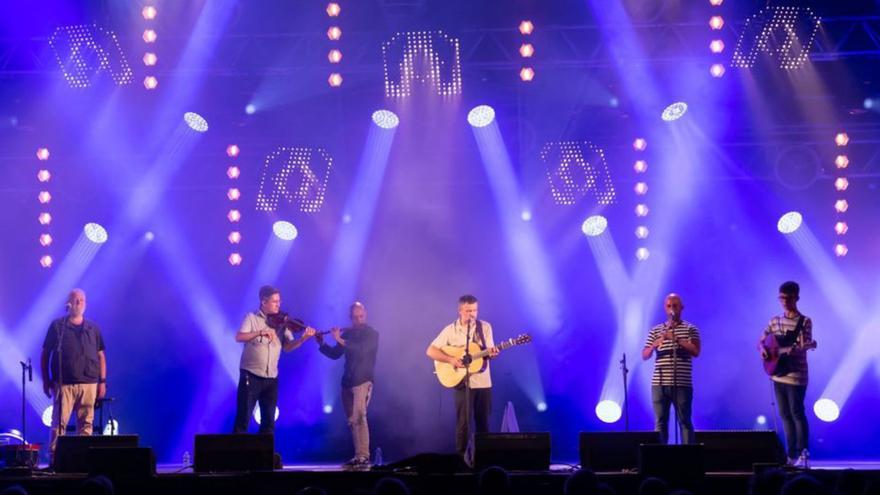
[426,295,499,457]
[233,285,316,434]
[758,281,815,466]
[40,289,107,464]
[315,301,379,467]
[642,293,701,444]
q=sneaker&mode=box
[794,450,810,469]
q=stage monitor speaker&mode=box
[54,435,139,473]
[579,431,661,472]
[694,430,785,471]
[639,444,705,489]
[88,447,156,481]
[474,432,551,471]
[377,453,469,474]
[194,434,274,473]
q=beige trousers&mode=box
[49,383,98,457]
[342,381,372,460]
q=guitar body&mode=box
[761,333,817,376]
[434,342,485,388]
[761,333,783,376]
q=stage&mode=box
[2,461,880,495]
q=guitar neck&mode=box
[471,339,518,359]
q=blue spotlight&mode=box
[609,97,619,107]
[595,400,622,423]
[521,210,532,222]
[323,404,333,414]
[144,231,155,241]
[245,103,256,115]
[272,220,298,241]
[183,112,208,132]
[536,401,548,412]
[467,105,495,128]
[83,223,109,244]
[581,215,608,237]
[813,398,840,422]
[756,415,767,426]
[777,211,803,234]
[371,109,400,129]
[661,102,688,121]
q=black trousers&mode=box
[454,386,492,455]
[233,369,278,434]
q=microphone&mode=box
[27,358,32,381]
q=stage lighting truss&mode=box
[731,6,821,70]
[540,141,616,207]
[382,31,462,98]
[256,147,333,214]
[49,24,134,88]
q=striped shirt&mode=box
[644,321,701,387]
[762,314,814,386]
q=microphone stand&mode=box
[619,353,629,431]
[20,359,33,444]
[462,319,474,466]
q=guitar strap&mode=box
[781,315,806,347]
[475,320,487,350]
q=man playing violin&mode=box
[315,301,379,468]
[233,285,316,434]
[758,281,816,467]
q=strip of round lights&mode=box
[142,4,158,90]
[709,0,725,78]
[327,3,342,87]
[634,137,648,261]
[518,19,535,82]
[833,132,849,257]
[37,147,52,268]
[227,144,242,266]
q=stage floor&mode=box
[2,460,878,495]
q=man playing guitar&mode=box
[426,295,499,460]
[758,281,817,467]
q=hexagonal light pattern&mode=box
[227,209,241,222]
[519,20,534,35]
[834,133,849,146]
[636,247,650,261]
[36,148,50,161]
[227,166,241,179]
[40,255,53,268]
[228,253,243,265]
[633,138,647,151]
[835,155,849,169]
[228,231,242,244]
[226,144,240,157]
[834,199,849,213]
[227,188,241,201]
[834,222,848,235]
[519,67,535,82]
[834,177,849,191]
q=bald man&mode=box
[40,289,107,464]
[642,293,701,444]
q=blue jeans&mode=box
[651,385,694,444]
[774,381,808,458]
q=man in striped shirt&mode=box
[642,293,701,444]
[759,281,816,466]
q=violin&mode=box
[265,312,328,340]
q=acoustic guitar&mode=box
[761,333,816,376]
[434,334,531,388]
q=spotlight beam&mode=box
[315,117,397,329]
[470,117,562,333]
